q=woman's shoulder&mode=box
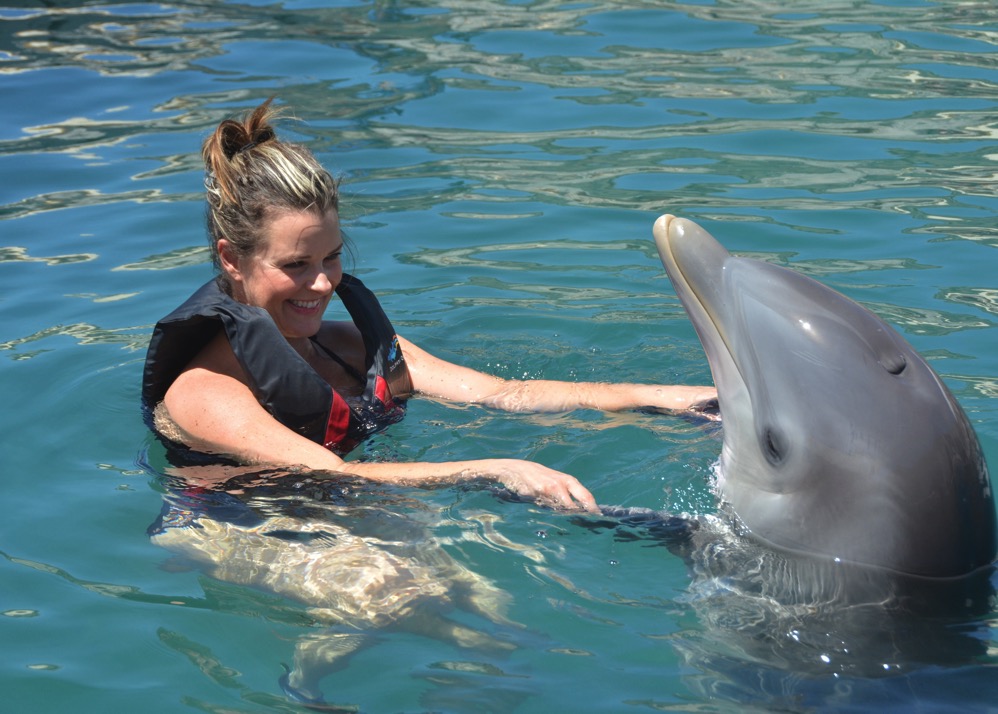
[158,329,254,447]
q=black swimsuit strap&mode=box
[309,336,366,385]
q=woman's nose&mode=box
[311,268,334,294]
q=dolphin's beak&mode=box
[653,214,739,415]
[654,214,733,331]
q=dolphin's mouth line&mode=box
[661,241,723,353]
[656,217,742,412]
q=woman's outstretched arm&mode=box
[398,336,717,417]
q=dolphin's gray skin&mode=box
[652,214,996,585]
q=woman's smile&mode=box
[289,298,323,312]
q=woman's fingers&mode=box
[497,460,598,513]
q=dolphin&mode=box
[651,214,996,591]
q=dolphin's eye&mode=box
[762,428,786,466]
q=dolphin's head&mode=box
[654,214,996,579]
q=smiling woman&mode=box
[141,99,716,505]
[138,97,716,705]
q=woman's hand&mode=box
[689,392,720,420]
[486,459,599,513]
[664,386,720,420]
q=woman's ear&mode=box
[217,239,243,284]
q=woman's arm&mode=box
[398,336,717,416]
[160,354,597,511]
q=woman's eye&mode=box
[324,252,342,263]
[283,261,306,270]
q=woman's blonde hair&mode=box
[201,99,340,291]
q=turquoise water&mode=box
[3,1,998,711]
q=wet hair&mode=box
[201,98,341,292]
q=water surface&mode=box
[2,1,998,712]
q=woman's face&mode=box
[220,208,344,340]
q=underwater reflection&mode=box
[147,466,518,706]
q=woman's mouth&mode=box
[289,298,322,311]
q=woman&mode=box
[142,99,717,704]
[142,99,717,513]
